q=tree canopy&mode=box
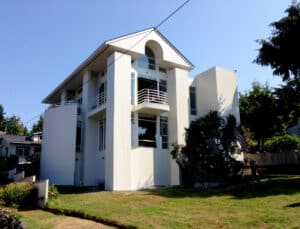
[239,82,278,150]
[0,105,5,132]
[254,3,300,81]
[0,104,28,135]
[171,111,242,186]
[5,115,28,135]
[31,115,43,133]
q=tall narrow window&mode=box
[145,47,155,70]
[98,119,106,151]
[76,120,82,152]
[131,113,135,147]
[131,73,135,105]
[138,114,156,147]
[160,116,168,149]
[189,86,197,115]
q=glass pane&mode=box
[138,115,156,147]
[190,87,197,115]
[160,116,168,149]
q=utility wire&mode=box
[22,0,191,126]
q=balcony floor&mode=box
[134,102,169,115]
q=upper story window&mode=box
[189,86,197,115]
[137,46,156,70]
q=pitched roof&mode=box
[1,135,41,145]
[42,28,193,104]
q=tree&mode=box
[171,111,242,187]
[274,79,300,130]
[239,82,278,150]
[0,105,5,131]
[254,3,300,81]
[5,115,28,135]
[31,115,43,133]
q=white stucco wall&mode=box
[81,71,106,186]
[130,148,170,190]
[194,67,240,122]
[167,68,189,185]
[40,104,77,185]
[106,51,132,190]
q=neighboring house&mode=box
[0,132,42,162]
[40,28,240,190]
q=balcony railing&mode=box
[137,89,168,105]
[48,100,77,110]
[96,92,106,108]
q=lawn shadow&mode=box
[57,185,103,194]
[144,175,300,199]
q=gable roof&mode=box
[105,27,194,68]
[42,28,193,104]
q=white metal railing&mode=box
[47,100,77,110]
[137,89,168,105]
[96,92,106,108]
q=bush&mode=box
[48,184,59,200]
[0,182,36,207]
[264,134,300,153]
[0,210,23,228]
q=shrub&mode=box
[0,182,35,207]
[0,210,23,228]
[48,184,59,200]
[264,134,300,153]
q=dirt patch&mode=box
[53,216,112,229]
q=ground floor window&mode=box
[16,146,30,157]
[138,114,156,147]
[98,119,106,151]
[160,116,168,149]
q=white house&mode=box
[40,28,240,190]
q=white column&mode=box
[60,90,67,105]
[105,51,132,190]
[167,68,189,185]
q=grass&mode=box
[47,175,300,229]
[3,208,112,228]
[3,208,68,229]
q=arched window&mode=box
[137,46,156,70]
[145,47,155,70]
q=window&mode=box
[131,73,135,105]
[160,116,168,149]
[159,67,167,73]
[76,120,82,152]
[98,119,106,151]
[137,46,155,70]
[131,113,135,147]
[159,80,167,92]
[16,147,29,157]
[138,114,156,147]
[145,47,155,70]
[189,86,197,115]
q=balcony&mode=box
[134,89,169,115]
[47,100,82,118]
[88,92,106,118]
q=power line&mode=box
[23,0,191,126]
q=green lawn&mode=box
[48,175,300,229]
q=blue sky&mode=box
[0,0,292,129]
